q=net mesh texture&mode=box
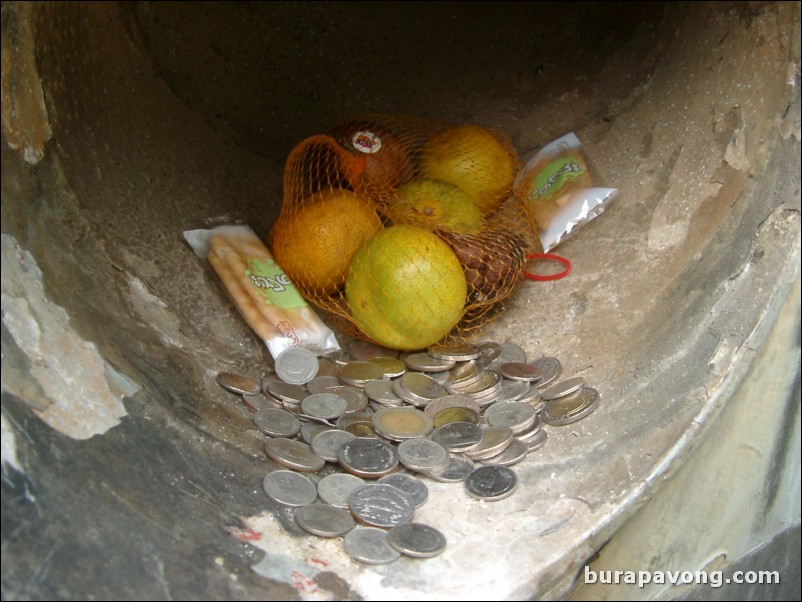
[268,114,543,351]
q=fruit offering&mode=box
[271,189,383,295]
[439,229,527,304]
[419,125,518,215]
[346,225,468,350]
[272,115,538,349]
[385,178,483,235]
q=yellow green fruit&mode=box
[270,189,383,295]
[385,178,483,234]
[346,225,467,350]
[419,125,516,214]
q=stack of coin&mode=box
[214,339,601,565]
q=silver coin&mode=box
[447,360,485,388]
[523,428,548,451]
[348,483,416,528]
[349,340,399,361]
[301,392,348,420]
[428,343,480,362]
[463,426,515,460]
[464,465,518,501]
[317,473,366,509]
[265,379,307,404]
[262,470,318,507]
[372,407,433,441]
[295,503,355,538]
[296,413,336,427]
[483,401,537,433]
[310,429,357,462]
[541,387,600,425]
[450,369,502,397]
[261,374,283,394]
[388,523,446,558]
[501,378,531,401]
[366,356,406,378]
[217,372,261,395]
[343,527,401,565]
[513,417,542,441]
[338,437,399,478]
[468,385,507,409]
[428,369,452,385]
[423,453,476,483]
[241,392,281,413]
[480,439,529,467]
[364,379,404,404]
[423,394,480,418]
[395,372,447,404]
[264,438,325,472]
[336,411,375,431]
[275,347,319,385]
[516,384,543,407]
[397,438,450,473]
[253,407,302,438]
[306,375,342,394]
[280,400,302,414]
[498,342,527,364]
[300,422,333,445]
[339,361,385,386]
[475,341,502,368]
[529,356,562,388]
[499,362,541,382]
[431,421,484,452]
[378,473,429,508]
[324,385,369,414]
[541,376,585,401]
[404,352,456,372]
[368,400,387,413]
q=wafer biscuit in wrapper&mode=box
[184,225,340,359]
[514,132,618,252]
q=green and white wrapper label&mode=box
[245,257,308,310]
[526,154,586,204]
[515,132,618,252]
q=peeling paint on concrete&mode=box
[1,410,22,473]
[126,273,189,349]
[1,234,131,439]
[0,2,52,164]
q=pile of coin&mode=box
[216,340,600,564]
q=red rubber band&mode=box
[522,253,572,281]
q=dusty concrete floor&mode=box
[1,1,800,600]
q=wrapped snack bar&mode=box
[184,225,340,359]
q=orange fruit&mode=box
[330,119,414,191]
[385,178,483,234]
[346,225,467,350]
[271,189,383,295]
[419,125,517,214]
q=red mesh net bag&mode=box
[268,114,543,351]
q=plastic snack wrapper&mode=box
[515,132,618,252]
[184,225,341,360]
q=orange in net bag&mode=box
[268,114,543,350]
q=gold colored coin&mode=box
[433,406,480,428]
